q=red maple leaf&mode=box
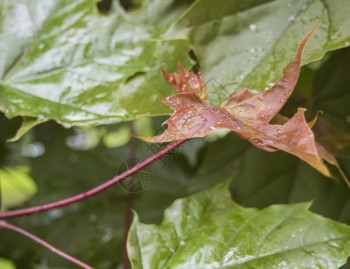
[143,25,348,184]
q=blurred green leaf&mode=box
[0,166,37,210]
[102,124,130,148]
[128,181,350,268]
[311,47,350,134]
[0,258,15,269]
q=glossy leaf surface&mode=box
[0,0,192,128]
[1,0,350,133]
[128,182,350,268]
[175,0,350,101]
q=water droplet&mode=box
[38,43,44,49]
[37,114,45,120]
[69,204,79,212]
[89,214,97,222]
[101,227,113,243]
[48,209,63,219]
[301,4,308,10]
[288,15,295,21]
[328,241,340,248]
[249,48,255,53]
[249,24,256,31]
[179,241,185,246]
[331,31,340,40]
[65,129,99,150]
[22,142,45,158]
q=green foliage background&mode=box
[1,0,350,268]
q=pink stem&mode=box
[0,139,186,219]
[0,221,93,269]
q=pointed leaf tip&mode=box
[162,62,208,99]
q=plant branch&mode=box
[0,220,93,269]
[0,139,186,219]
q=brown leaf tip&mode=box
[162,62,208,100]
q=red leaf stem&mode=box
[0,139,186,219]
[0,221,93,269]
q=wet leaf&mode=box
[0,0,192,130]
[1,0,349,137]
[174,0,350,101]
[128,181,350,269]
[145,27,343,180]
[6,117,47,142]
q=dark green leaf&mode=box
[175,0,350,102]
[312,47,350,134]
[128,181,350,268]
